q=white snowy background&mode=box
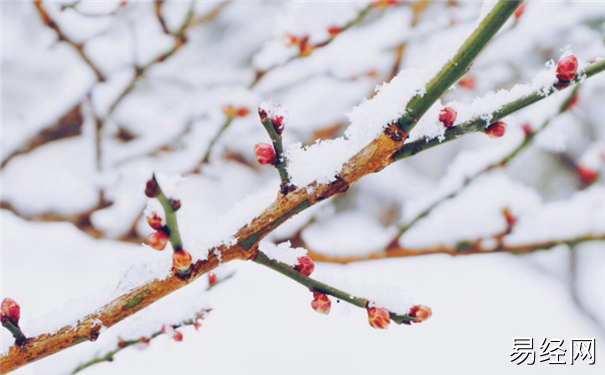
[1,1,605,374]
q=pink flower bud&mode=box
[484,121,507,138]
[439,107,457,128]
[458,75,476,90]
[367,307,390,329]
[576,165,599,185]
[148,230,169,250]
[556,55,578,83]
[521,123,533,137]
[272,116,285,135]
[1,298,20,326]
[208,272,217,286]
[254,143,277,166]
[514,1,526,20]
[294,256,315,277]
[408,305,432,323]
[311,292,331,314]
[173,249,193,274]
[146,212,163,230]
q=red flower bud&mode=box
[298,36,314,57]
[148,230,169,250]
[327,26,342,37]
[408,305,432,323]
[208,272,217,286]
[502,208,517,230]
[173,331,183,342]
[521,123,533,137]
[146,212,163,230]
[576,165,599,185]
[458,75,476,90]
[367,307,390,329]
[556,55,578,83]
[372,0,401,10]
[193,322,202,331]
[169,199,181,211]
[283,34,299,46]
[485,121,507,138]
[439,107,457,128]
[514,1,526,20]
[254,143,276,166]
[272,116,285,135]
[145,179,160,198]
[173,249,193,274]
[1,298,20,326]
[311,292,331,314]
[294,256,315,277]
[236,107,250,118]
[119,0,128,7]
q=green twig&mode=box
[259,115,290,191]
[394,85,581,239]
[393,59,605,162]
[3,321,26,346]
[153,175,184,252]
[254,252,416,324]
[396,0,523,133]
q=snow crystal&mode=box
[259,241,307,267]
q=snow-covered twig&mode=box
[394,85,581,239]
[33,0,106,82]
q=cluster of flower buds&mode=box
[311,292,331,315]
[556,55,578,88]
[294,256,315,277]
[458,75,476,90]
[284,35,314,57]
[254,143,277,165]
[172,249,193,274]
[484,121,507,138]
[1,298,20,328]
[408,305,432,323]
[223,105,250,119]
[439,107,457,128]
[367,307,390,329]
[372,0,401,10]
[161,325,183,342]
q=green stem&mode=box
[393,59,605,162]
[394,85,581,239]
[253,252,416,324]
[396,0,523,133]
[153,175,184,252]
[260,117,290,188]
[3,321,25,345]
[202,118,233,163]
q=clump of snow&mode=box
[259,241,307,267]
[259,100,290,126]
[579,141,605,171]
[154,171,185,199]
[144,199,166,224]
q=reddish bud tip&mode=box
[439,107,458,128]
[566,93,579,111]
[146,212,163,230]
[173,249,193,274]
[502,208,517,230]
[408,305,432,323]
[458,75,476,90]
[193,322,201,331]
[556,55,579,83]
[236,107,250,118]
[1,298,20,326]
[311,292,331,315]
[514,1,526,20]
[367,307,390,329]
[327,26,342,37]
[254,143,277,166]
[145,179,160,198]
[208,272,217,286]
[485,121,507,138]
[372,0,401,10]
[148,231,169,251]
[119,0,128,7]
[521,123,533,137]
[294,256,315,277]
[576,165,599,185]
[283,34,299,46]
[169,199,181,211]
[272,116,285,135]
[135,337,150,350]
[173,331,183,342]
